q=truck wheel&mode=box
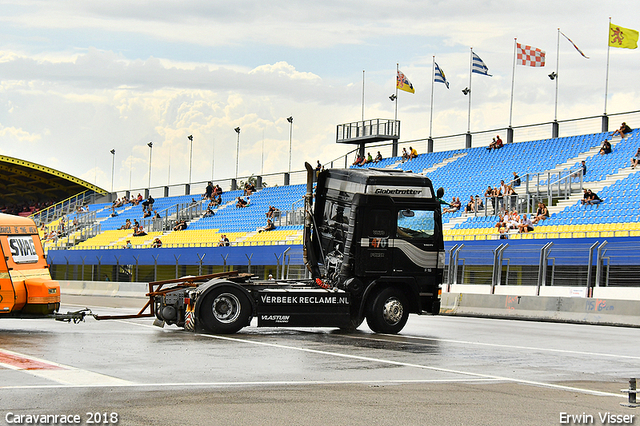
[198,286,251,334]
[365,287,409,334]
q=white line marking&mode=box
[114,320,624,398]
[336,333,640,361]
[0,377,501,390]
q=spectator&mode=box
[204,182,214,200]
[244,182,256,196]
[259,218,276,232]
[499,226,509,240]
[143,209,152,218]
[518,214,534,233]
[266,205,278,219]
[153,210,161,219]
[599,139,612,155]
[487,138,497,150]
[119,219,132,230]
[133,224,147,237]
[498,180,509,210]
[409,146,418,160]
[506,210,521,231]
[495,213,508,229]
[125,240,132,249]
[211,193,222,207]
[218,234,230,247]
[401,148,409,162]
[142,195,155,212]
[580,188,590,205]
[512,172,521,187]
[190,198,198,206]
[464,195,476,213]
[236,197,248,208]
[268,274,275,280]
[474,195,484,211]
[203,207,215,218]
[442,197,461,214]
[374,151,383,163]
[505,184,517,210]
[631,148,640,169]
[495,135,503,149]
[173,220,187,231]
[612,122,632,138]
[110,206,118,218]
[532,202,549,224]
[152,238,162,248]
[484,186,495,212]
[352,153,365,166]
[365,152,373,164]
[585,190,602,205]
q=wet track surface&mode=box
[1,296,639,425]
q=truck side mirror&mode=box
[436,187,445,199]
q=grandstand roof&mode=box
[0,155,107,207]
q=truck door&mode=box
[0,237,15,314]
[356,208,393,275]
[393,208,438,274]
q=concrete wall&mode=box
[59,280,148,298]
[441,292,640,327]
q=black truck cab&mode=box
[306,166,444,331]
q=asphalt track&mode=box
[0,296,638,426]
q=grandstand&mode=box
[43,129,638,246]
[33,116,640,285]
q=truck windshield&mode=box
[396,209,435,239]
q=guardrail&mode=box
[443,238,639,289]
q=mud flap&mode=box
[184,306,195,332]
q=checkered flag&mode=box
[517,43,545,67]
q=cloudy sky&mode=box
[0,0,639,192]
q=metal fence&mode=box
[444,239,640,290]
[50,251,307,283]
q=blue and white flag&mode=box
[434,62,449,89]
[472,52,492,76]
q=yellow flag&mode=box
[609,23,639,49]
[396,70,415,94]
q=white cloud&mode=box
[0,0,638,193]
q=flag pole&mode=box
[467,48,473,133]
[604,17,611,116]
[509,38,517,128]
[395,63,399,127]
[361,70,365,121]
[429,56,435,139]
[554,28,560,122]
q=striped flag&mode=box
[560,31,589,59]
[517,43,545,67]
[472,52,492,76]
[434,62,449,89]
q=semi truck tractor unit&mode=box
[152,163,445,334]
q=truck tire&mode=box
[365,287,409,334]
[198,286,252,334]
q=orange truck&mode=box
[0,213,60,317]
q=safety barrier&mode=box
[441,290,640,327]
